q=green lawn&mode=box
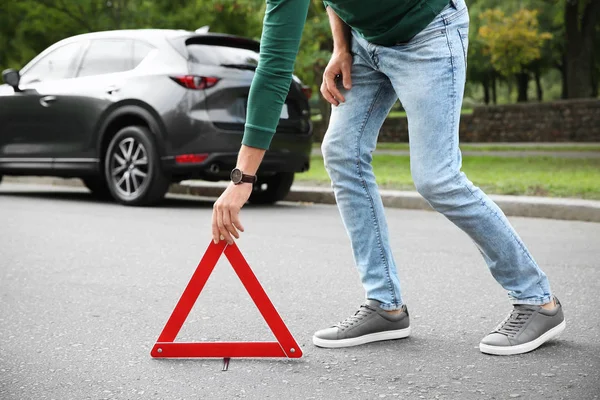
[311,142,600,152]
[296,155,600,200]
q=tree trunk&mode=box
[491,74,497,105]
[534,65,543,102]
[565,0,600,98]
[592,31,599,98]
[593,70,599,97]
[559,57,568,99]
[482,77,490,105]
[516,72,529,102]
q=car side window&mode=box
[133,41,154,68]
[21,42,82,84]
[77,39,133,78]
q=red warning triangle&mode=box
[151,241,302,358]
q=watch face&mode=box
[231,168,242,183]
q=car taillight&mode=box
[170,75,220,90]
[301,85,312,100]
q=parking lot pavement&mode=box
[1,183,599,400]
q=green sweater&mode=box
[242,0,450,150]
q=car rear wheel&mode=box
[82,177,112,199]
[104,126,169,206]
[248,172,294,205]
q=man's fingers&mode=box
[231,211,244,233]
[320,82,339,106]
[216,205,234,245]
[212,204,220,244]
[320,80,339,106]
[210,183,250,246]
[325,72,346,103]
[222,209,239,241]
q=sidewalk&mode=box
[172,181,600,223]
[5,176,600,222]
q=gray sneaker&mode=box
[312,300,411,348]
[480,296,566,356]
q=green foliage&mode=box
[479,8,553,76]
[0,0,598,104]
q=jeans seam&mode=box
[444,18,545,301]
[444,19,524,260]
[460,180,544,289]
[444,20,457,171]
[457,28,468,67]
[354,81,397,307]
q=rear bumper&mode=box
[162,129,313,182]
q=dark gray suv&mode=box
[0,29,313,205]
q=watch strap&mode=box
[239,173,257,184]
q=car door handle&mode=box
[39,95,57,107]
[106,85,120,94]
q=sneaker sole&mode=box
[312,327,411,349]
[479,319,566,356]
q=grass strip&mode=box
[311,143,600,152]
[296,155,600,200]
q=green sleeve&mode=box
[242,0,310,150]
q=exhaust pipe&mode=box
[209,163,220,174]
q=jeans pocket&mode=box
[457,27,469,67]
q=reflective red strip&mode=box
[175,154,209,164]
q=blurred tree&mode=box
[2,0,598,105]
[479,8,552,101]
[0,2,23,69]
[295,1,332,125]
[466,0,501,104]
[564,0,600,98]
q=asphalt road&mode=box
[1,183,599,400]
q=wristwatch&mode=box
[230,168,257,185]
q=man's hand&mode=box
[212,182,252,245]
[321,51,353,106]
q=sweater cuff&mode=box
[241,124,275,150]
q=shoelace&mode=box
[494,306,536,337]
[334,304,376,330]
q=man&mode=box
[211,0,565,355]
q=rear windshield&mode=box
[186,44,259,67]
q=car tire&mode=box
[248,172,294,205]
[82,177,112,199]
[104,126,170,206]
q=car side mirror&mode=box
[2,69,21,91]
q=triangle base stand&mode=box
[151,241,302,359]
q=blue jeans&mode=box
[321,0,552,310]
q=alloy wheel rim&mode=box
[110,137,149,198]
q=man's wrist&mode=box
[333,47,350,56]
[236,144,265,176]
